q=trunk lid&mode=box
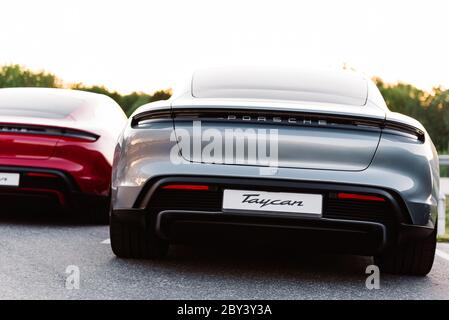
[171,101,385,171]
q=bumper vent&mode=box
[326,197,393,223]
[150,189,222,211]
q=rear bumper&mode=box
[112,176,436,256]
[111,208,434,256]
[0,165,108,211]
[0,154,111,196]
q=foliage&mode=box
[375,78,449,151]
[0,64,60,88]
[0,65,171,116]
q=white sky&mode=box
[0,0,448,94]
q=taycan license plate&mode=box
[0,173,20,187]
[222,189,323,216]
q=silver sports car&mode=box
[110,67,439,276]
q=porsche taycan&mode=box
[0,88,127,222]
[110,67,439,275]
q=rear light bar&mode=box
[62,129,99,141]
[383,120,425,142]
[337,192,385,202]
[132,108,383,131]
[162,184,210,191]
[132,108,425,143]
[0,124,99,142]
[131,110,172,128]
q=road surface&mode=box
[0,212,448,300]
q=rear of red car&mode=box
[0,88,127,222]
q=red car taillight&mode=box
[25,172,59,178]
[0,124,99,142]
[337,192,385,202]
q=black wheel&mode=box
[375,227,437,276]
[110,213,168,259]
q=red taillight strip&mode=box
[337,192,385,202]
[25,172,58,178]
[162,184,210,191]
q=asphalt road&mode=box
[0,212,448,300]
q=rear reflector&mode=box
[337,192,385,202]
[25,172,58,178]
[162,184,210,191]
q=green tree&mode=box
[71,83,123,105]
[0,64,172,116]
[0,64,60,88]
[374,78,426,120]
[70,85,171,115]
[375,78,449,151]
[423,88,449,151]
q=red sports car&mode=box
[0,88,127,222]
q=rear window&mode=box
[192,68,368,106]
[0,97,83,119]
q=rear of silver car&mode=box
[110,68,439,276]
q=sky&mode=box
[0,0,448,94]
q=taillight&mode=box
[162,184,210,191]
[337,192,385,202]
[62,129,99,142]
[383,120,425,142]
[0,124,99,142]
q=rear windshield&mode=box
[0,98,82,119]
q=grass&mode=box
[437,198,449,243]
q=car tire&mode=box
[375,227,437,276]
[110,214,169,259]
